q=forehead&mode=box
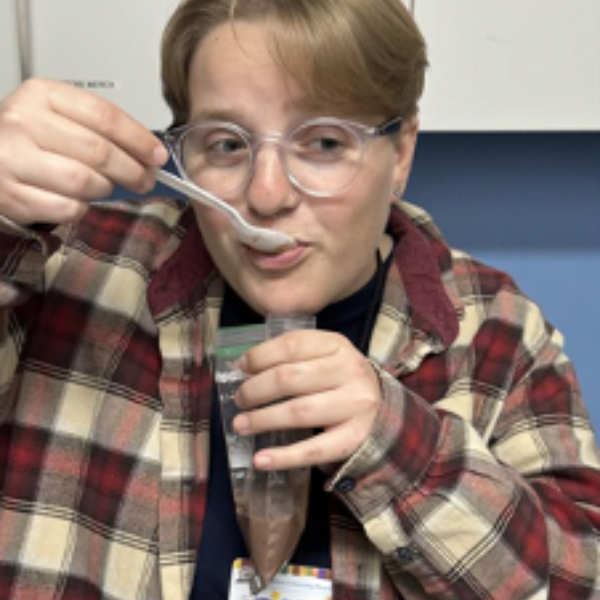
[187,21,315,122]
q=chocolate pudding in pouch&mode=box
[215,314,315,593]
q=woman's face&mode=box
[187,21,418,315]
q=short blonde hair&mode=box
[161,0,428,127]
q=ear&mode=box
[392,117,419,198]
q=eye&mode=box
[292,124,356,162]
[311,137,344,152]
[184,127,249,167]
[208,136,246,155]
[204,132,248,164]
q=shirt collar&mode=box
[147,201,462,364]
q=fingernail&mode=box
[153,145,169,165]
[236,354,248,372]
[234,414,250,435]
[255,454,272,469]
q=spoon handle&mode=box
[155,170,239,220]
[154,170,295,253]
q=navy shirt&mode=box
[191,252,388,599]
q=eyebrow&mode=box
[190,108,244,123]
[189,98,318,127]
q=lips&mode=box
[245,241,308,271]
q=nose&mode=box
[245,141,299,219]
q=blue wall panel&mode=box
[407,133,600,432]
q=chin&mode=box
[255,298,323,318]
[244,285,327,318]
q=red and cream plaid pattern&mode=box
[0,198,599,600]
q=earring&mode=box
[393,183,405,200]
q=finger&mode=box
[237,344,375,411]
[1,178,90,225]
[14,145,114,201]
[236,354,334,409]
[2,79,167,193]
[43,79,168,168]
[29,106,159,194]
[234,389,346,435]
[1,139,113,224]
[253,424,367,470]
[234,377,379,435]
[242,330,344,374]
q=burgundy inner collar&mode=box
[148,205,458,346]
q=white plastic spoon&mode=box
[155,170,295,253]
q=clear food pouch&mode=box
[215,314,315,593]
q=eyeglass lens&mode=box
[177,122,365,198]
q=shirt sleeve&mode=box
[0,216,62,393]
[327,296,600,600]
[0,216,62,306]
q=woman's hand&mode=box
[233,329,382,470]
[0,78,168,225]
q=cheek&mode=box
[193,206,233,260]
[344,167,395,232]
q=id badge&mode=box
[228,558,332,600]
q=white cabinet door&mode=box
[27,0,180,129]
[0,2,21,101]
[413,0,600,131]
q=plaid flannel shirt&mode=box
[0,197,599,600]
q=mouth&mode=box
[244,240,309,271]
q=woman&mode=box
[0,1,598,599]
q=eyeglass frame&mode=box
[161,115,403,198]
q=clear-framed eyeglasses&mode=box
[162,116,403,199]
